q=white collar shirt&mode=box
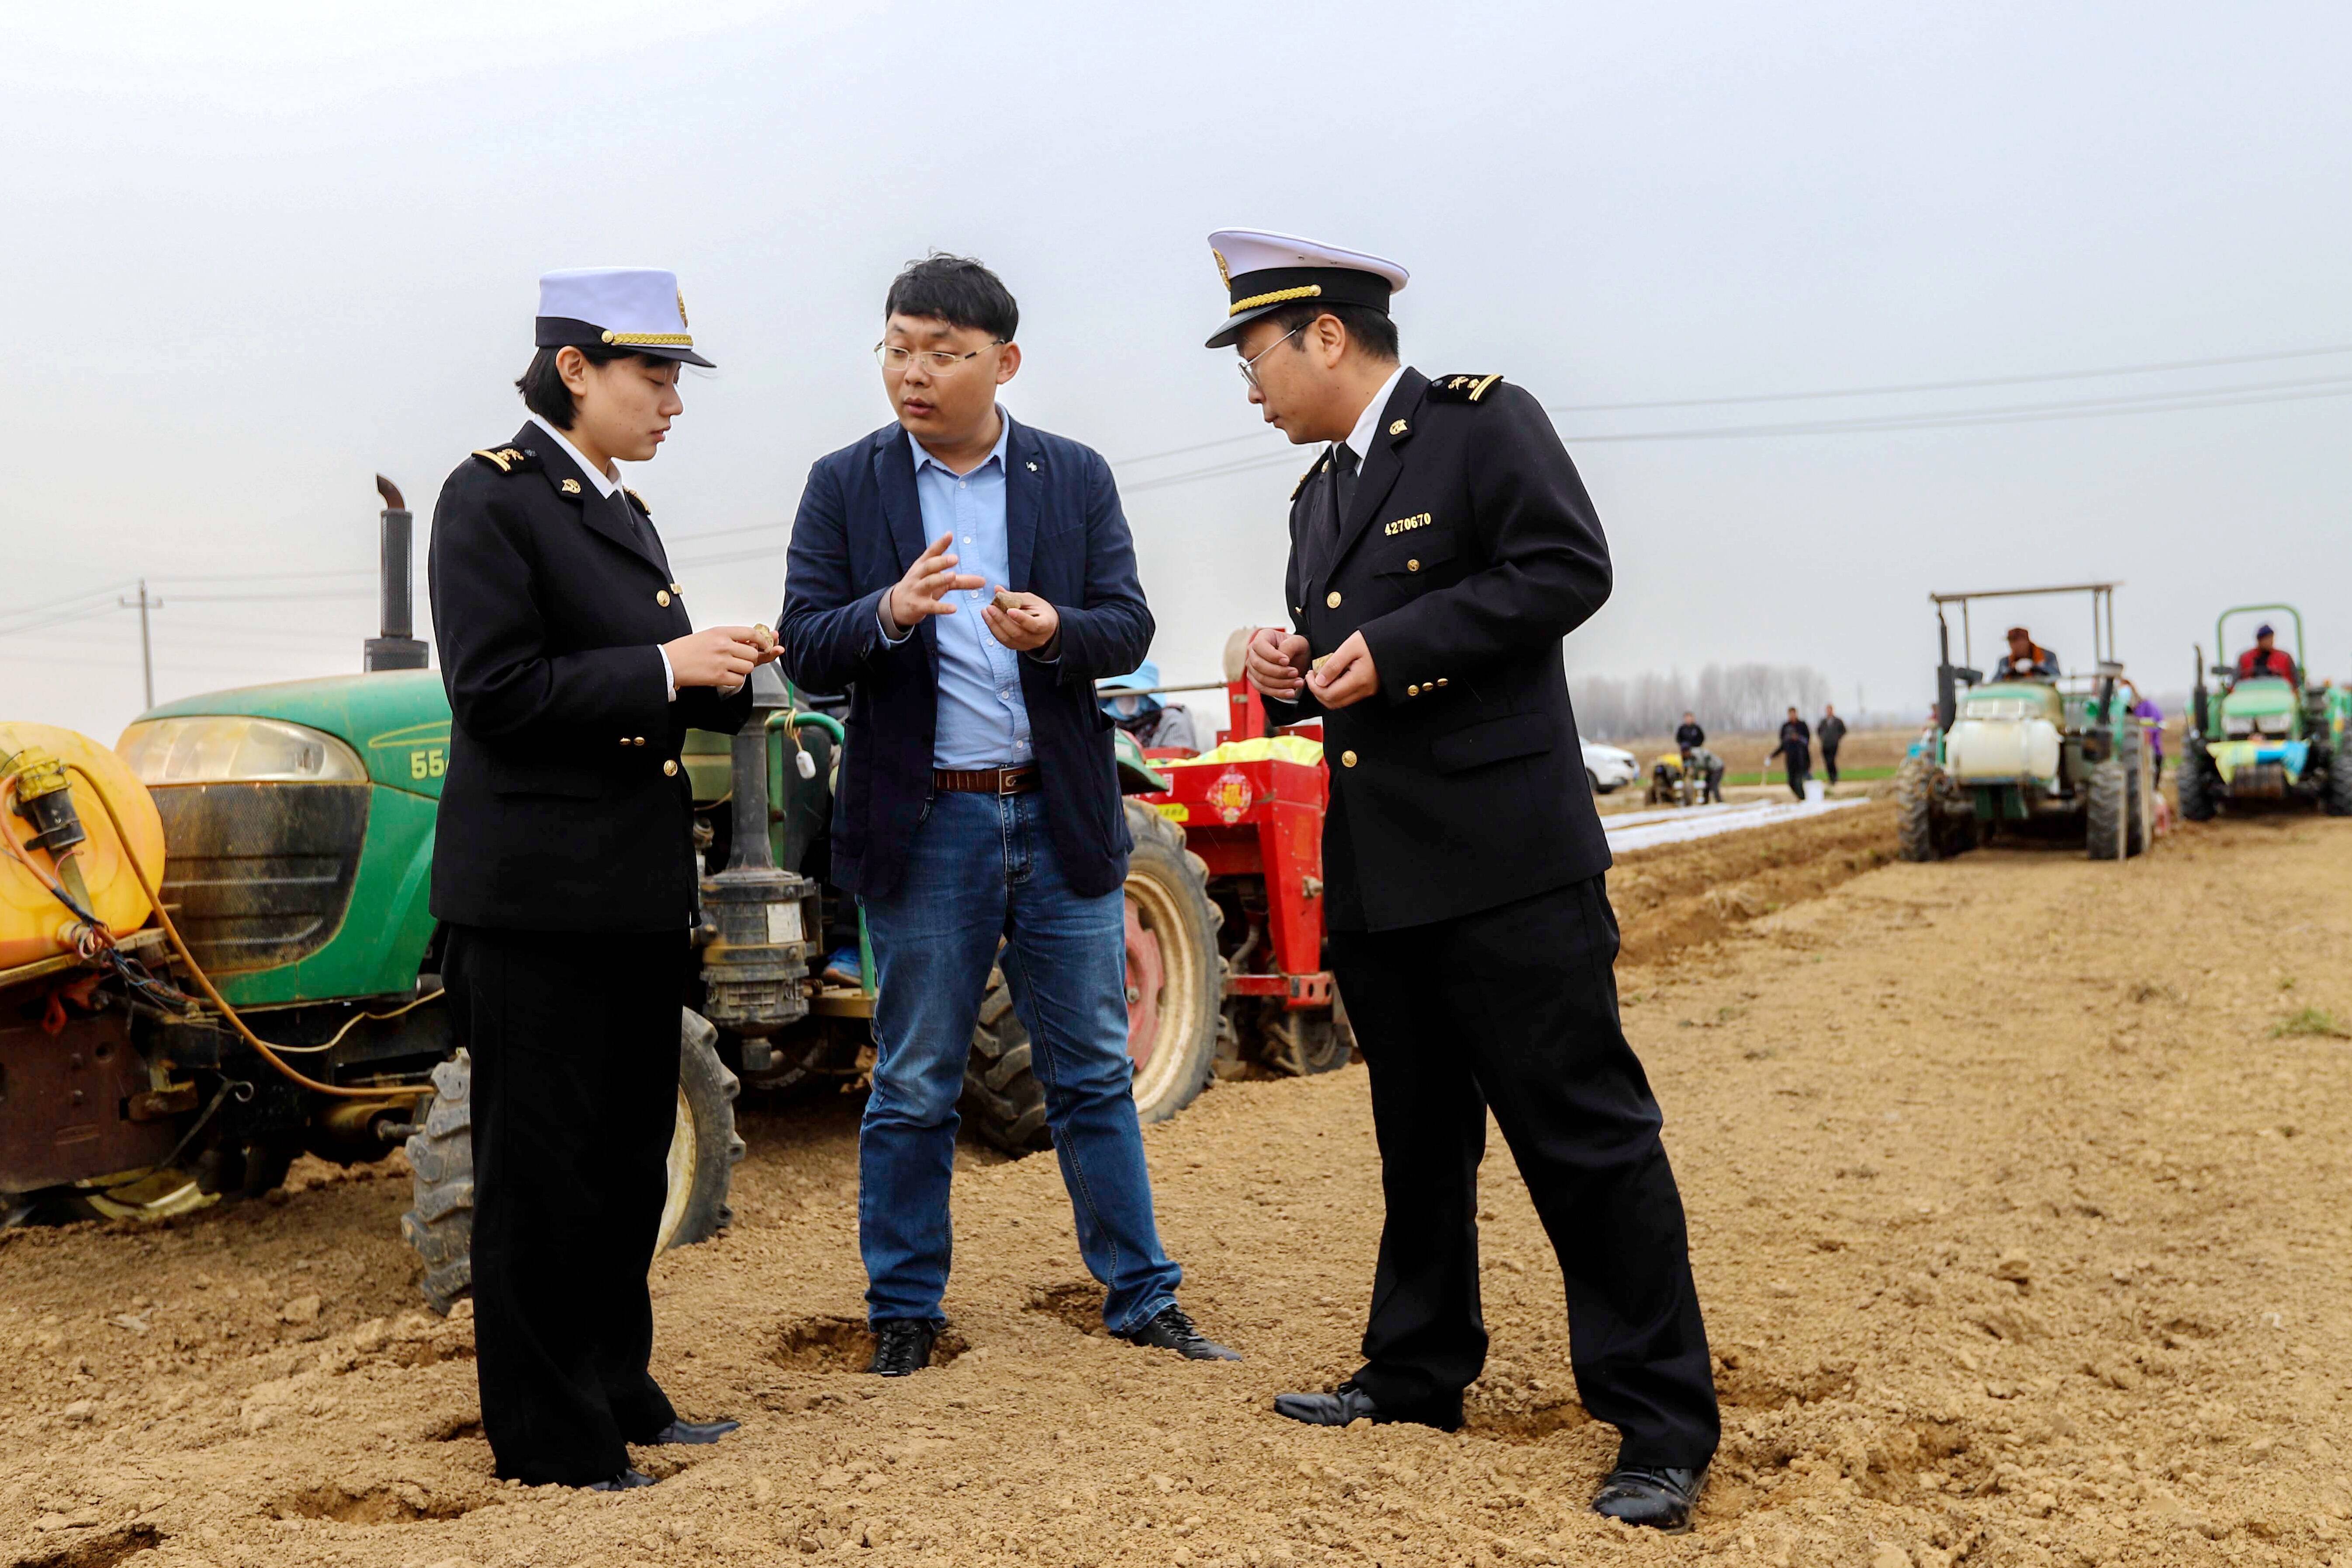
[1339,364,1408,468]
[524,413,675,701]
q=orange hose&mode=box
[62,764,429,1101]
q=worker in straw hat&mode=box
[1210,229,1718,1530]
[427,267,777,1490]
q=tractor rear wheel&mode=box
[2177,748,2217,821]
[2087,756,2129,860]
[961,799,1225,1156]
[2326,748,2352,817]
[1895,755,1974,862]
[399,1009,744,1315]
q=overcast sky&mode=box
[3,1,2346,740]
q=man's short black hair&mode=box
[1263,300,1400,364]
[885,253,1019,341]
[514,343,668,428]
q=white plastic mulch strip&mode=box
[1603,796,1868,853]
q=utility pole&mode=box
[118,579,162,710]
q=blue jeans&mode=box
[858,788,1183,1333]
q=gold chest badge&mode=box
[1384,512,1434,537]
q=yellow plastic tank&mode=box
[0,722,166,970]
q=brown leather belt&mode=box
[933,765,1039,795]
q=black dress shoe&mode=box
[1273,1380,1463,1431]
[1592,1465,1705,1532]
[1118,1304,1242,1362]
[1273,1382,1390,1427]
[585,1468,659,1492]
[867,1319,937,1376]
[649,1418,740,1446]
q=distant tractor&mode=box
[2176,605,2352,820]
[1897,582,2154,862]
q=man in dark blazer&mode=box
[1207,230,1717,1531]
[428,267,773,1490]
[780,254,1235,1376]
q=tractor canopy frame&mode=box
[1929,581,2123,736]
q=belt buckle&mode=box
[997,767,1021,796]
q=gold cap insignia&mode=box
[560,478,581,495]
[1212,248,1230,288]
[676,289,688,329]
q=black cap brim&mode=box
[1206,302,1294,350]
[627,344,716,369]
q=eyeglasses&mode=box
[1236,325,1306,391]
[875,341,1004,374]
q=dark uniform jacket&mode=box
[1776,719,1812,758]
[427,424,751,932]
[1263,368,1612,932]
[1675,720,1705,749]
[1818,714,1847,750]
[778,417,1153,901]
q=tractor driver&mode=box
[2235,623,2299,684]
[1995,626,2060,681]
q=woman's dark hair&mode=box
[884,253,1019,341]
[515,343,667,428]
[1262,300,1400,364]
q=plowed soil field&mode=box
[7,810,2351,1568]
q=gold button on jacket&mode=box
[1326,591,1342,609]
[1340,750,1359,767]
[662,759,679,777]
[656,590,671,606]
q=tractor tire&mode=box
[2086,756,2129,860]
[399,1010,745,1315]
[1895,755,1975,862]
[2326,748,2352,818]
[961,799,1224,1156]
[2177,748,2217,821]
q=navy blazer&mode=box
[778,416,1154,900]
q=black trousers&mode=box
[443,924,687,1485]
[1821,745,1840,786]
[1328,876,1719,1469]
[1782,748,1810,799]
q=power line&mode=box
[1111,338,2352,468]
[1120,373,2352,492]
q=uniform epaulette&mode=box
[623,486,650,515]
[470,445,538,474]
[1290,453,1330,501]
[1426,373,1506,405]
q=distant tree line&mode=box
[1571,664,1836,740]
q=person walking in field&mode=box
[1817,703,1847,786]
[777,253,1237,1377]
[1214,228,1717,1533]
[1774,706,1812,800]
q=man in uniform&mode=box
[429,268,775,1490]
[1208,230,1717,1531]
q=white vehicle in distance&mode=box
[1582,741,1639,794]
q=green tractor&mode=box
[0,480,1231,1314]
[2176,604,2352,820]
[1896,582,2154,862]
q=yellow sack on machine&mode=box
[0,723,166,970]
[1159,734,1326,768]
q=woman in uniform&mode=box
[425,267,777,1490]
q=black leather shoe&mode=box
[586,1468,658,1492]
[1273,1380,1463,1431]
[867,1319,937,1376]
[1118,1304,1242,1362]
[1273,1381,1389,1426]
[1592,1465,1705,1532]
[649,1418,740,1446]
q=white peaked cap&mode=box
[1204,229,1408,348]
[535,267,713,367]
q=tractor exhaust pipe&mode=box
[364,474,429,672]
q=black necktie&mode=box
[1332,441,1361,530]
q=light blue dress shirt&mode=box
[896,417,1034,768]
